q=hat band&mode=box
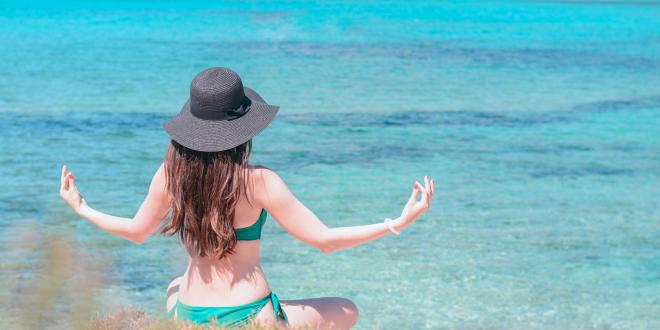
[190,96,252,121]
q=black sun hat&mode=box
[163,67,279,152]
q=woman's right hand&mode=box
[396,176,435,231]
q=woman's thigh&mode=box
[281,297,359,330]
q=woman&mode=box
[59,68,435,329]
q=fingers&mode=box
[419,179,428,205]
[60,165,67,191]
[68,174,77,192]
[408,176,435,209]
[63,172,72,190]
[423,176,431,206]
[408,181,421,205]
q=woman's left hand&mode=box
[59,165,87,214]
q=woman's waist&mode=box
[178,262,271,306]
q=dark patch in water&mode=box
[281,110,567,128]
[149,39,660,69]
[0,112,165,135]
[517,144,594,154]
[282,95,660,128]
[571,95,660,113]
[532,166,634,178]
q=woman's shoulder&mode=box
[247,165,290,200]
[248,165,283,186]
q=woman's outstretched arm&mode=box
[59,164,170,244]
[256,168,435,254]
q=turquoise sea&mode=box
[1,0,659,328]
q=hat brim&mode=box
[163,87,279,152]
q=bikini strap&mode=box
[270,292,288,325]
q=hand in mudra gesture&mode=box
[398,176,435,229]
[59,165,87,214]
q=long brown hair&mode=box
[160,139,252,259]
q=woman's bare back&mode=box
[175,167,273,307]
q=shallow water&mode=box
[1,1,659,329]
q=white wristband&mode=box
[384,218,400,236]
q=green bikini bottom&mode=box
[166,292,288,328]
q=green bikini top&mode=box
[234,209,267,241]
